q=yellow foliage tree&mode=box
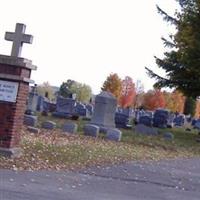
[101,73,122,101]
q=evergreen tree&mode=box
[59,79,76,98]
[184,97,196,116]
[146,0,200,99]
[59,79,92,102]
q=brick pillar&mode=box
[0,55,36,157]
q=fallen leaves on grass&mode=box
[0,127,197,171]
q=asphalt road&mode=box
[0,158,200,200]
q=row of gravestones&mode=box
[25,91,179,141]
[26,85,136,128]
[138,108,193,128]
[27,85,148,130]
[26,88,198,131]
[26,86,94,118]
[27,85,199,130]
[25,89,199,143]
[25,91,125,141]
[134,124,174,140]
[52,96,93,118]
[24,116,122,142]
[24,112,173,141]
[26,91,185,132]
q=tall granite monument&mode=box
[0,23,36,157]
[90,91,117,132]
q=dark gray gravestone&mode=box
[163,132,174,140]
[63,122,78,134]
[153,109,169,128]
[53,96,76,118]
[90,91,117,132]
[84,124,99,137]
[138,115,152,127]
[74,103,88,117]
[26,85,38,114]
[194,119,200,129]
[86,104,93,116]
[121,107,132,117]
[37,95,44,111]
[192,119,197,127]
[27,126,40,134]
[106,129,122,142]
[24,115,37,127]
[36,95,51,114]
[48,102,56,112]
[42,121,56,130]
[135,124,158,135]
[115,112,130,129]
[173,114,185,126]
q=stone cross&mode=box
[5,23,33,57]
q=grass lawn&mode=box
[0,114,200,171]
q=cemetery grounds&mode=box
[0,113,200,171]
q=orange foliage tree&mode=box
[143,89,165,111]
[101,73,122,101]
[119,76,136,108]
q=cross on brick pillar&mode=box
[0,23,36,157]
[5,23,33,57]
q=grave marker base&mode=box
[0,147,22,158]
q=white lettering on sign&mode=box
[0,80,19,103]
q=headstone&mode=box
[121,107,132,117]
[48,102,56,112]
[185,115,192,123]
[153,109,169,128]
[63,122,78,134]
[27,126,40,134]
[74,102,88,117]
[138,115,152,127]
[135,109,146,123]
[194,119,200,129]
[90,91,117,132]
[167,113,175,128]
[173,114,185,126]
[163,132,174,140]
[26,84,38,114]
[135,124,158,136]
[36,95,45,111]
[86,104,93,116]
[192,119,197,126]
[42,121,56,130]
[84,124,99,137]
[0,23,36,157]
[145,111,154,118]
[24,115,37,127]
[106,129,122,142]
[115,112,130,129]
[53,96,76,118]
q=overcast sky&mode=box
[0,0,179,94]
